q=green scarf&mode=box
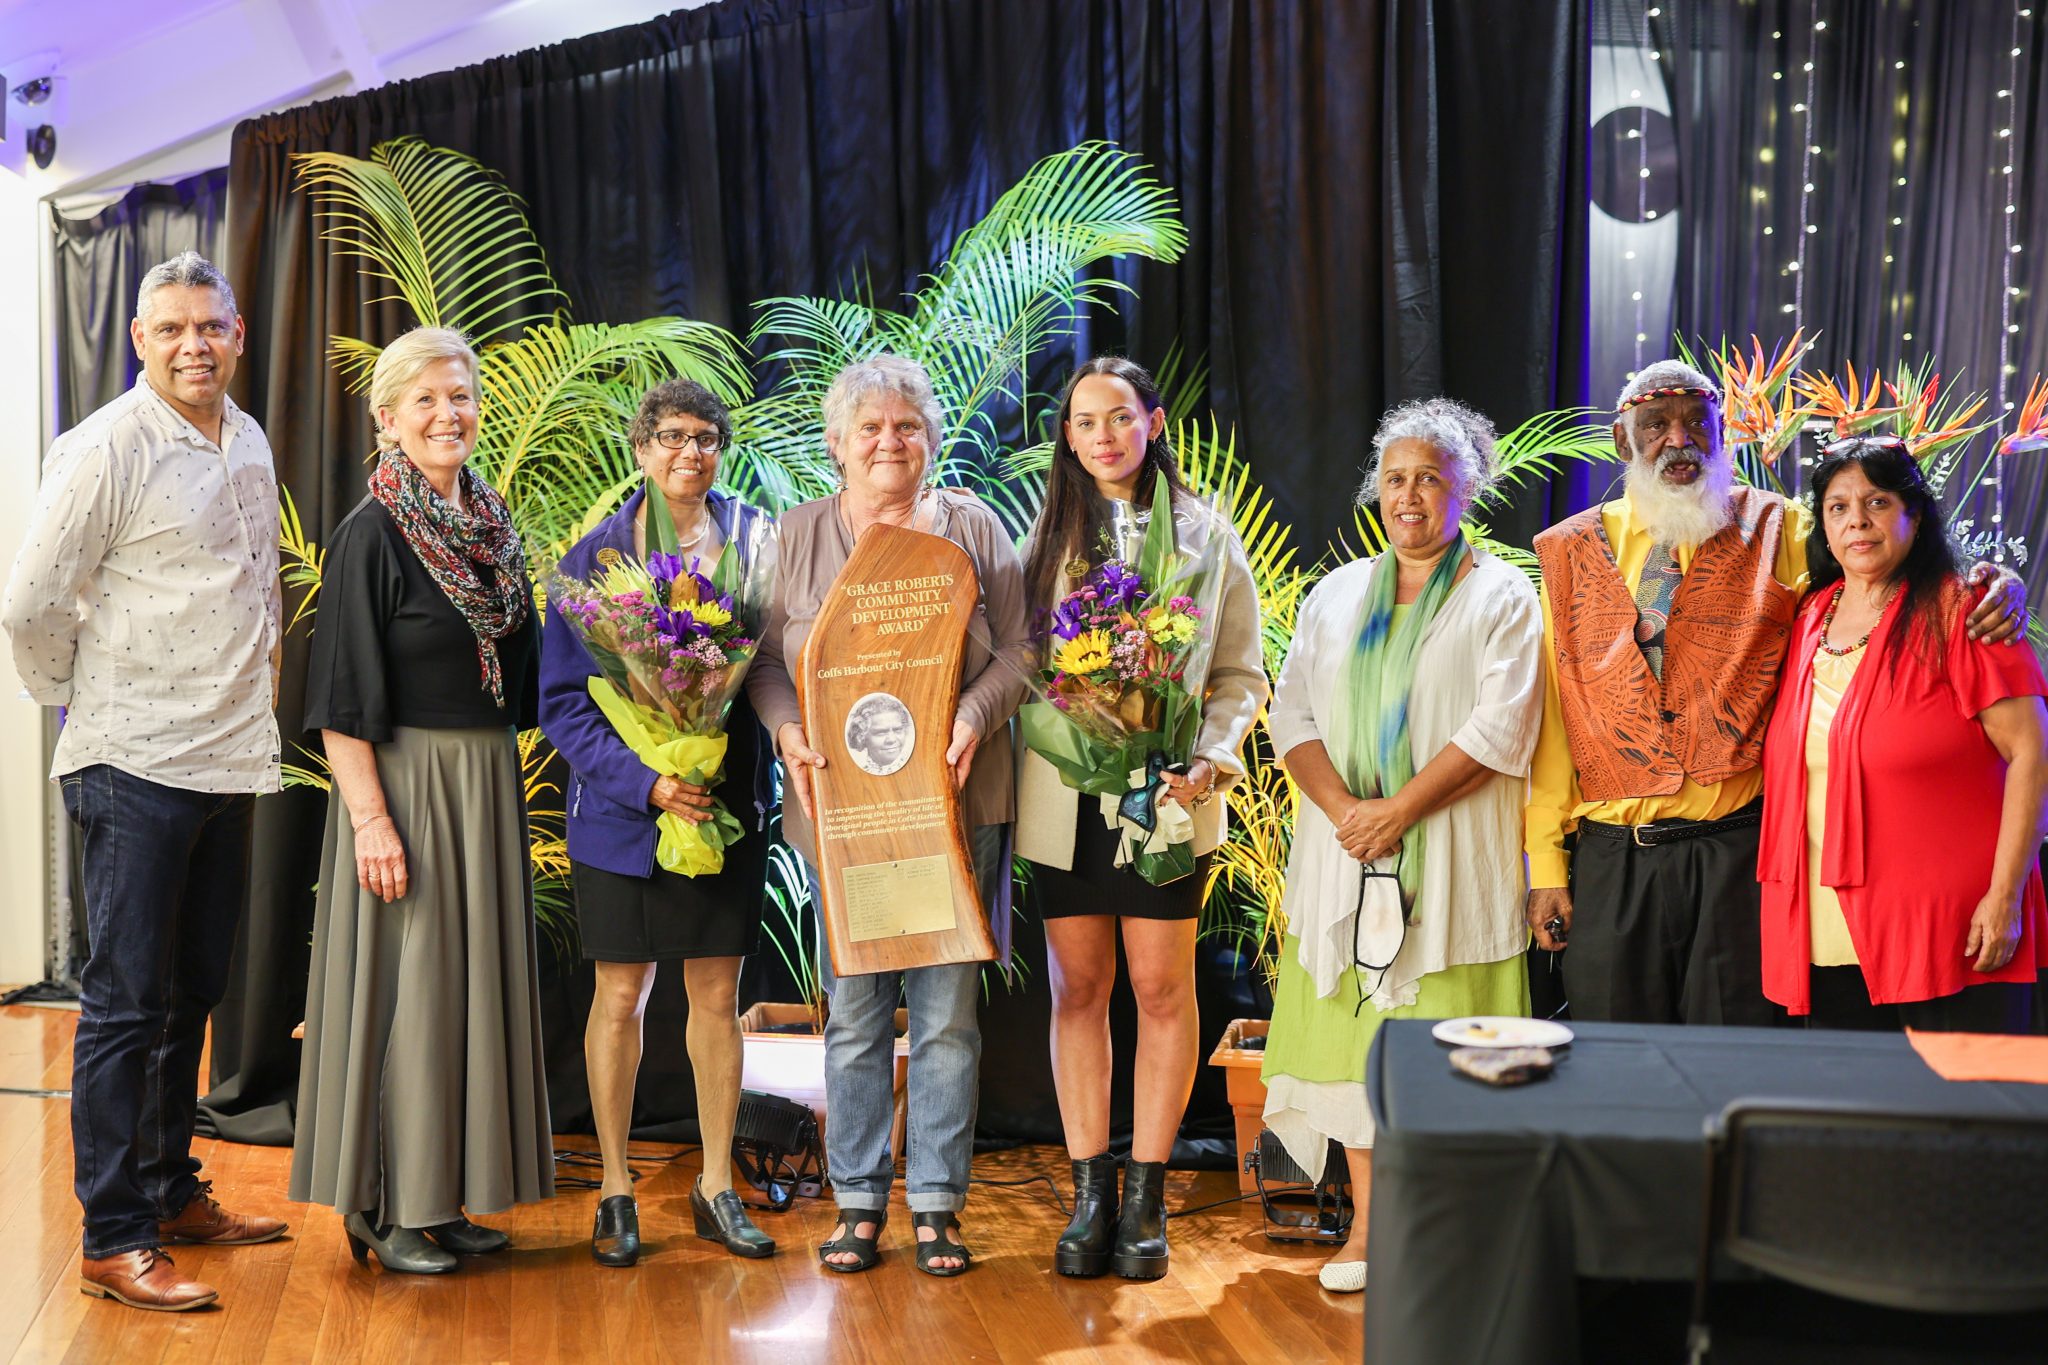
[1330,535,1467,906]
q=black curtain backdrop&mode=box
[51,170,231,434]
[205,0,1591,1151]
[1658,0,2048,582]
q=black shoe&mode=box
[344,1212,459,1274]
[691,1179,775,1259]
[1054,1153,1120,1277]
[424,1216,510,1255]
[1112,1159,1169,1280]
[591,1194,640,1267]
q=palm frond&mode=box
[277,485,326,635]
[1204,737,1297,981]
[1478,407,1624,518]
[330,336,386,395]
[1175,415,1308,677]
[293,136,567,343]
[279,742,332,793]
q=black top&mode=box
[302,496,539,741]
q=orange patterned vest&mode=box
[1534,486,1800,800]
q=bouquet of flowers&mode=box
[548,517,777,876]
[1019,472,1232,885]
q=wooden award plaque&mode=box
[797,523,998,976]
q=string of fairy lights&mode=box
[1633,1,2034,522]
[1989,4,2032,542]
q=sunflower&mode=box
[1051,629,1115,676]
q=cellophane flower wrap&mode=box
[547,515,778,877]
[1019,471,1231,885]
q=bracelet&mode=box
[351,813,392,834]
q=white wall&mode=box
[0,143,52,984]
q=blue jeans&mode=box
[814,824,1004,1214]
[60,765,254,1258]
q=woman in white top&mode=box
[1260,398,1543,1293]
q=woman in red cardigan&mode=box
[1758,434,2048,1031]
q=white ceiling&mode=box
[0,0,711,198]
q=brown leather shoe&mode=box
[158,1180,288,1246]
[79,1248,218,1312]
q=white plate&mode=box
[1431,1016,1574,1050]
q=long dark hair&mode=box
[1806,434,1959,670]
[1022,356,1192,609]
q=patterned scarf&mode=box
[1330,534,1467,907]
[368,452,529,704]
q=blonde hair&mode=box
[369,326,480,454]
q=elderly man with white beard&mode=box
[1523,360,2028,1024]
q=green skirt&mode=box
[1261,935,1530,1087]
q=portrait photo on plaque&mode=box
[846,692,916,777]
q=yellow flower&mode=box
[596,563,655,600]
[1051,629,1114,676]
[690,599,733,630]
[1145,605,1198,648]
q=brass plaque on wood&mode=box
[798,523,996,974]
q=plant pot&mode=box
[740,1003,911,1156]
[1208,1017,1271,1194]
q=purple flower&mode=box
[1092,560,1145,612]
[652,601,711,640]
[646,550,690,586]
[1049,594,1094,641]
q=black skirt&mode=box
[572,859,764,962]
[1031,803,1213,921]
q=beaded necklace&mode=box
[1818,580,1898,657]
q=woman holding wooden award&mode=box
[746,354,1031,1277]
[1015,357,1268,1281]
[539,378,779,1266]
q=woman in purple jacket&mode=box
[539,380,777,1265]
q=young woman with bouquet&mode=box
[1015,357,1267,1280]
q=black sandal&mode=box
[816,1207,885,1273]
[913,1212,973,1277]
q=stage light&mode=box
[731,1089,825,1210]
[1632,291,1643,301]
[1763,226,1774,235]
[1245,1129,1353,1245]
[1787,261,1800,272]
[1896,61,1906,70]
[10,76,51,105]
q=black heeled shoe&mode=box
[1112,1159,1169,1280]
[1054,1152,1120,1277]
[344,1212,459,1274]
[591,1194,640,1267]
[692,1179,776,1258]
[425,1216,510,1255]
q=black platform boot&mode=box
[1054,1153,1120,1276]
[1112,1159,1169,1280]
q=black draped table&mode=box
[1362,1021,2048,1365]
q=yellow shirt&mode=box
[1804,645,1863,965]
[1524,492,1812,887]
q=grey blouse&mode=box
[745,489,1033,864]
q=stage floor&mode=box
[0,1003,1362,1363]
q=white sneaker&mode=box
[1318,1258,1367,1293]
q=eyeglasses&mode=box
[1822,433,1909,458]
[652,429,724,453]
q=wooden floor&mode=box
[0,1004,1362,1364]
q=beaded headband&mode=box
[1616,385,1719,414]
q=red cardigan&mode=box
[1758,578,2048,1013]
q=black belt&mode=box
[1578,802,1763,848]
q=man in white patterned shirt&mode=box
[3,252,289,1312]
